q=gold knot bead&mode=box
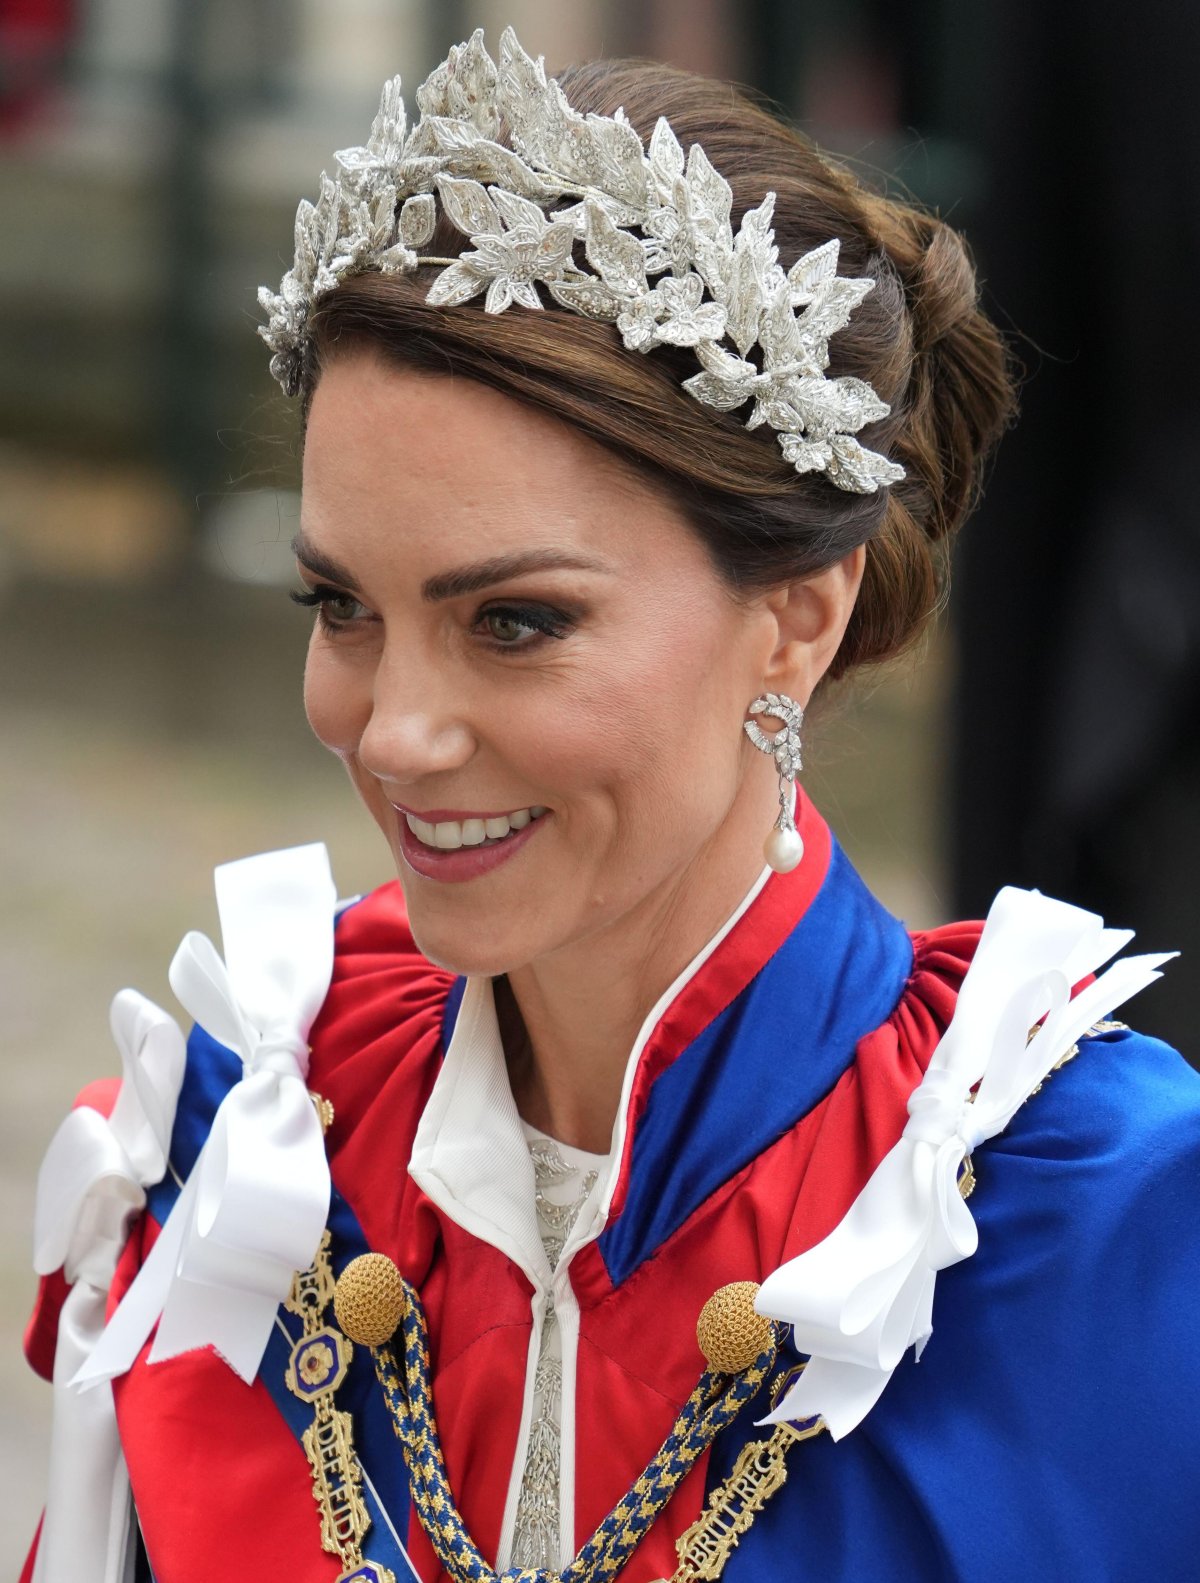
[696,1281,772,1374]
[333,1253,406,1347]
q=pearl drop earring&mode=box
[744,692,805,874]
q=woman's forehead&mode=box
[300,352,704,579]
[305,351,633,490]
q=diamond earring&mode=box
[744,692,805,874]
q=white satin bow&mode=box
[32,989,186,1583]
[756,886,1173,1441]
[76,842,337,1390]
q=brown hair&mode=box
[299,59,1014,678]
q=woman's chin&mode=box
[407,925,530,980]
[394,887,542,979]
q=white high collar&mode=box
[407,863,773,1288]
[409,975,565,1285]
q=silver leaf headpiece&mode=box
[258,26,906,495]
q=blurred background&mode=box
[3,0,1197,1566]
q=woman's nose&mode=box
[355,657,477,786]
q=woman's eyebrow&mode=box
[421,550,610,602]
[293,538,610,602]
[292,533,361,591]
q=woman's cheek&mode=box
[303,637,366,759]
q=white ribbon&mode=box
[76,842,337,1389]
[32,989,186,1583]
[756,886,1174,1441]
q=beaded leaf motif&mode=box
[258,26,905,495]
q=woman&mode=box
[22,27,1200,1583]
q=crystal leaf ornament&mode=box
[258,27,906,495]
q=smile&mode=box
[391,802,551,884]
[402,805,549,850]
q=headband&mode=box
[259,26,905,495]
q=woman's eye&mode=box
[323,593,364,623]
[477,604,574,648]
[290,584,368,627]
[485,610,539,644]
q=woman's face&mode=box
[299,350,795,977]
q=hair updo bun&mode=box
[301,57,1015,680]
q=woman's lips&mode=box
[394,805,549,883]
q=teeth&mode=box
[404,806,547,850]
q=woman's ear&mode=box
[759,544,866,706]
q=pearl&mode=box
[764,826,804,874]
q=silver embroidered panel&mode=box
[258,27,905,496]
[510,1138,599,1572]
